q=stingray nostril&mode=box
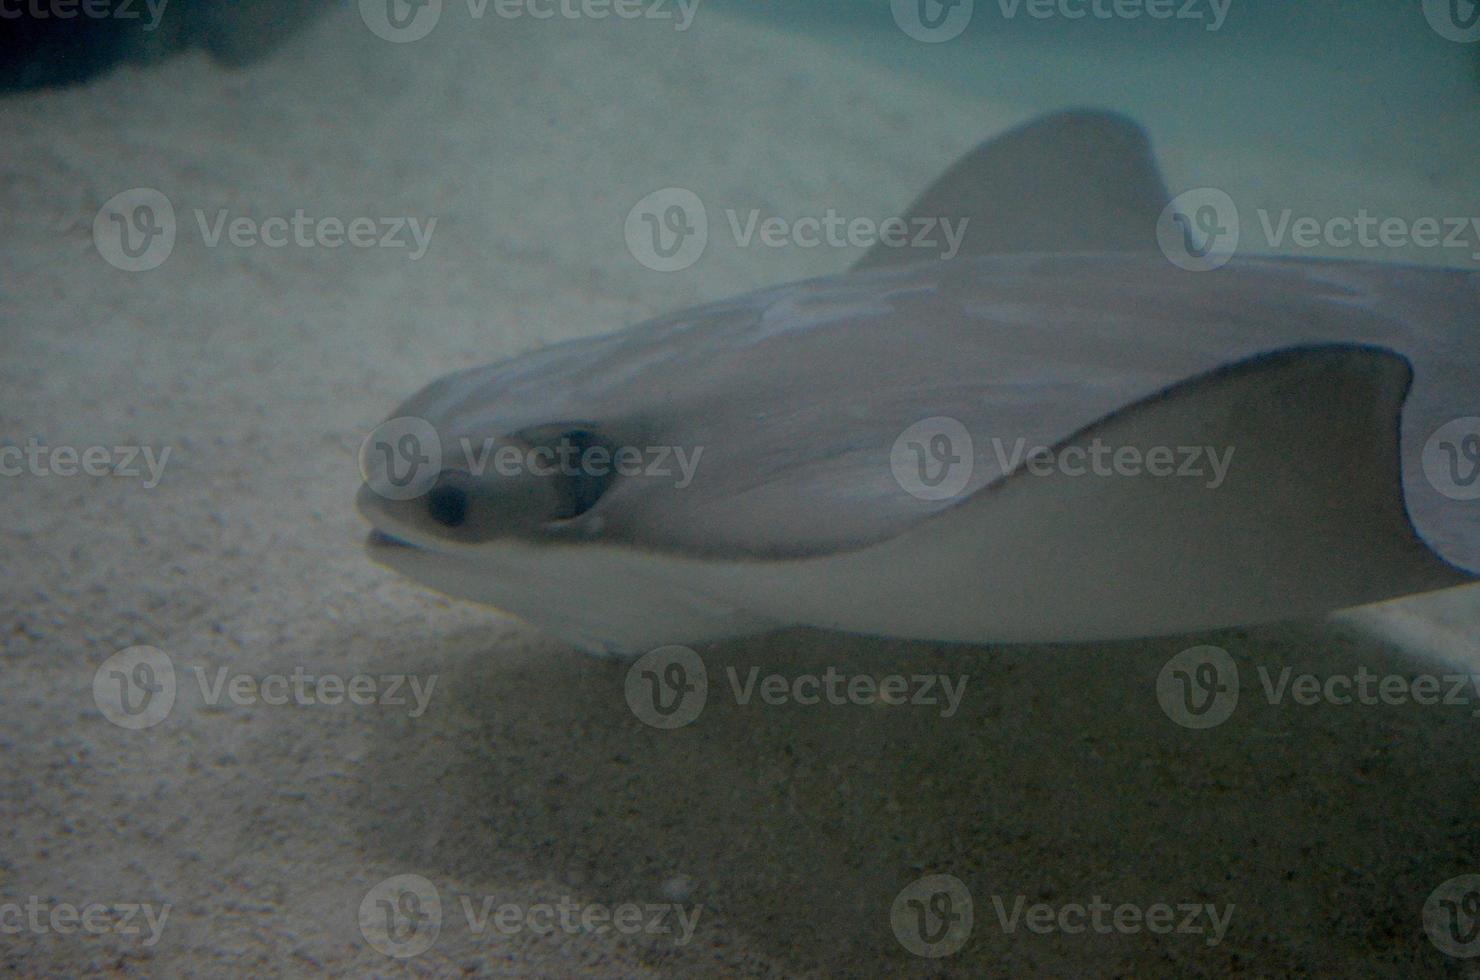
[426,482,469,528]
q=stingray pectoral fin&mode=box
[758,345,1471,643]
[853,108,1171,270]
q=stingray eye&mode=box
[426,482,469,528]
[422,469,481,533]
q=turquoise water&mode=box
[715,0,1477,180]
[3,4,1479,976]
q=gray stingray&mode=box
[357,110,1478,656]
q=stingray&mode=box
[356,110,1477,656]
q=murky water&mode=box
[2,2,1477,976]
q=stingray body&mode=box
[357,110,1477,655]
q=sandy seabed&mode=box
[2,6,1478,976]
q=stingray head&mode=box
[356,381,622,577]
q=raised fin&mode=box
[854,108,1171,270]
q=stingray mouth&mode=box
[357,482,432,554]
[366,528,418,551]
